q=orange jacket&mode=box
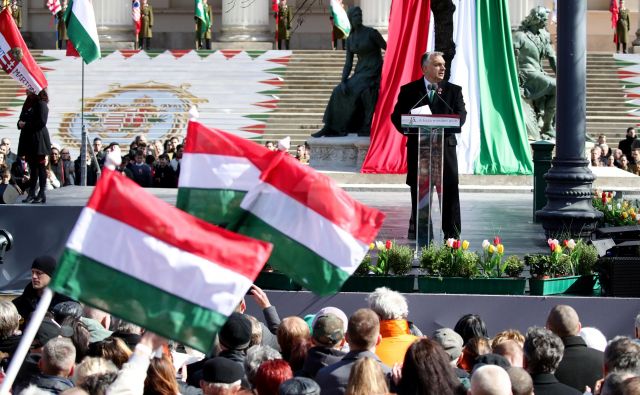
[375,319,419,366]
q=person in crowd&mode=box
[330,1,347,50]
[49,147,71,187]
[165,136,179,159]
[459,337,492,373]
[51,301,83,325]
[621,376,640,394]
[279,376,321,395]
[12,256,73,325]
[0,152,6,170]
[277,316,310,362]
[469,365,512,395]
[87,337,132,369]
[546,305,603,392]
[81,306,112,343]
[254,359,293,395]
[590,146,604,167]
[1,137,17,166]
[111,321,143,351]
[616,0,631,53]
[315,308,390,395]
[600,143,611,162]
[144,354,181,395]
[56,0,68,49]
[601,372,635,395]
[523,327,581,395]
[276,0,292,50]
[366,287,419,366]
[493,340,524,368]
[73,357,119,395]
[30,337,76,394]
[60,317,90,364]
[245,345,282,386]
[140,0,154,50]
[295,144,310,164]
[635,313,640,340]
[170,144,183,172]
[288,336,312,373]
[198,358,245,394]
[612,148,624,168]
[455,314,489,346]
[246,315,264,347]
[578,327,608,353]
[240,285,281,350]
[300,313,346,378]
[18,89,52,203]
[618,127,637,163]
[128,150,153,187]
[432,328,469,387]
[44,155,60,191]
[629,148,640,175]
[619,154,630,171]
[345,356,389,395]
[394,338,467,395]
[153,153,177,188]
[58,148,75,185]
[0,301,22,360]
[507,366,534,395]
[603,336,640,377]
[10,154,30,192]
[74,150,99,186]
[264,141,276,151]
[492,329,525,348]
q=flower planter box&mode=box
[254,271,302,291]
[529,275,598,296]
[417,277,526,295]
[340,275,415,293]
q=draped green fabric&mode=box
[474,0,533,175]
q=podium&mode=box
[401,114,460,247]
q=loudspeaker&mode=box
[0,184,19,204]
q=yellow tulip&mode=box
[622,212,629,219]
[488,245,495,254]
[497,244,504,254]
[369,243,375,250]
[462,240,470,250]
[554,244,562,253]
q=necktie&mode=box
[428,89,435,103]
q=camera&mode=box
[0,229,13,264]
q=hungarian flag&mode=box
[330,0,350,37]
[195,0,211,36]
[49,168,273,352]
[0,9,48,94]
[64,0,101,64]
[132,0,142,35]
[177,121,385,295]
[47,0,62,15]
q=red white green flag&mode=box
[177,121,386,295]
[49,168,273,352]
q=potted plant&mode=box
[528,239,599,295]
[417,238,526,295]
[341,240,415,293]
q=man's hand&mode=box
[248,284,271,309]
[139,331,166,351]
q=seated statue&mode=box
[513,6,556,140]
[312,6,387,138]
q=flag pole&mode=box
[80,59,87,186]
[0,288,53,395]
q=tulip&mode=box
[462,240,470,250]
[622,212,629,219]
[607,205,613,211]
[567,239,576,250]
[385,240,392,250]
[563,239,569,247]
[547,238,554,247]
[489,245,496,254]
[497,244,504,254]
[369,243,375,250]
[609,191,614,198]
[453,240,460,250]
[617,202,622,210]
[554,244,563,253]
[482,240,490,249]
[493,236,501,246]
[446,238,455,248]
[602,195,607,204]
[601,191,607,199]
[375,241,385,250]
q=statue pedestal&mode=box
[307,136,370,171]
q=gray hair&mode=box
[245,345,282,384]
[604,336,640,376]
[366,287,409,320]
[0,301,20,338]
[635,313,640,331]
[523,327,564,375]
[471,365,512,395]
[421,51,445,68]
[506,367,533,395]
[115,321,142,335]
[43,337,76,373]
[601,372,635,395]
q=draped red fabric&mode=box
[361,0,431,174]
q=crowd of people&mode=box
[2,256,639,395]
[589,128,640,175]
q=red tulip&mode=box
[453,240,461,249]
[385,240,392,250]
[563,239,569,247]
[493,236,501,246]
[602,192,607,199]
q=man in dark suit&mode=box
[391,51,466,240]
[546,305,603,393]
[524,327,581,395]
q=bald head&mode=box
[546,305,580,337]
[494,340,524,368]
[471,365,512,395]
[506,367,533,395]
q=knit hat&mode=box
[218,313,252,350]
[202,357,244,384]
[279,377,321,395]
[432,328,464,361]
[31,256,57,277]
[312,314,344,347]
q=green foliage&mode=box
[387,245,414,275]
[419,243,445,276]
[592,192,640,227]
[504,255,525,278]
[526,253,572,278]
[354,254,371,276]
[574,241,599,275]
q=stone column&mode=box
[218,0,271,42]
[535,0,602,237]
[359,0,391,37]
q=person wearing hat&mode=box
[300,313,346,378]
[12,256,73,326]
[432,327,470,388]
[279,377,321,395]
[200,357,244,395]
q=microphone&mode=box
[430,83,455,114]
[409,84,435,112]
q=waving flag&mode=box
[49,168,273,352]
[132,0,141,35]
[330,0,350,37]
[64,0,101,64]
[195,0,211,36]
[0,9,48,94]
[47,0,62,15]
[177,121,385,295]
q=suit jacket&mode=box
[391,78,466,186]
[554,336,604,393]
[531,373,582,395]
[315,350,390,395]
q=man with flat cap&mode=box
[200,357,244,395]
[12,256,72,326]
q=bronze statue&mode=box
[312,6,386,138]
[513,6,556,140]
